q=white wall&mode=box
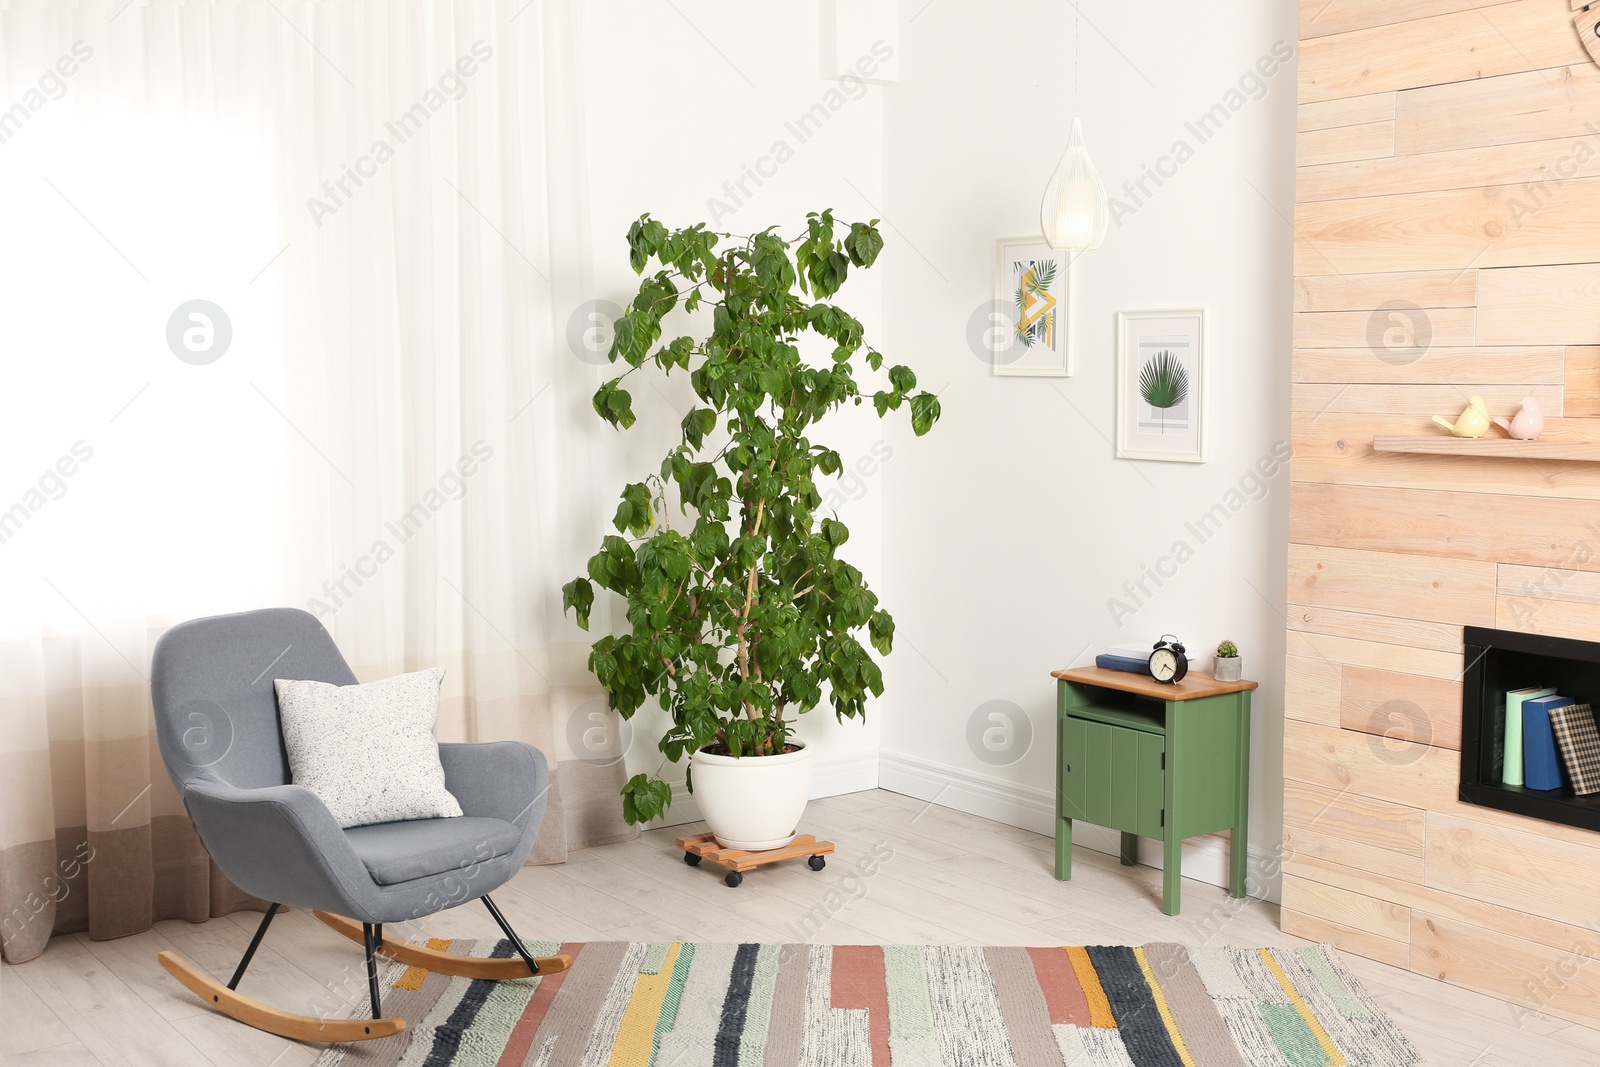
[580,3,1298,889]
[583,2,899,808]
[875,1,1297,896]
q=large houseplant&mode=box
[563,210,939,844]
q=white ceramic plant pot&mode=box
[691,742,813,850]
[1214,656,1242,682]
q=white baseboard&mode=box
[877,749,1279,903]
[644,750,881,830]
[877,749,1056,833]
[812,750,882,797]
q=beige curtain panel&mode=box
[0,0,636,965]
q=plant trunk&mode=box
[736,496,767,722]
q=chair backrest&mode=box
[151,607,358,793]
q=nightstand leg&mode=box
[1055,817,1073,880]
[1162,832,1182,915]
[1119,831,1138,866]
[1231,691,1252,899]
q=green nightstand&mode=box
[1050,665,1256,915]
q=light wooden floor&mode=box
[5,788,1599,1066]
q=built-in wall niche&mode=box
[1461,626,1600,833]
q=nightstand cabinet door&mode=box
[1059,718,1088,820]
[1060,718,1164,838]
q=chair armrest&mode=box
[437,741,550,832]
[183,776,373,913]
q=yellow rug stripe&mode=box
[1065,946,1117,1029]
[607,941,683,1066]
[1259,948,1345,1067]
[392,938,454,991]
[1134,947,1198,1067]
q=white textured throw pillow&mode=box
[275,667,464,828]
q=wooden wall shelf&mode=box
[1371,435,1600,462]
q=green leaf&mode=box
[655,335,694,372]
[681,406,717,449]
[1138,349,1189,411]
[601,384,636,428]
[620,310,661,368]
[607,314,634,364]
[561,577,594,629]
[847,222,884,267]
[691,518,728,558]
[626,218,650,272]
[591,380,637,429]
[868,608,894,655]
[621,774,674,825]
[612,482,654,536]
[910,392,941,436]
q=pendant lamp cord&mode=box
[1073,6,1080,114]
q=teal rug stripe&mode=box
[737,943,782,1065]
[1259,1002,1334,1067]
[883,943,935,1040]
[648,941,695,1067]
[1296,945,1367,1021]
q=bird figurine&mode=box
[1432,395,1491,438]
[1492,395,1545,441]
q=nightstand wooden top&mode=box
[1050,665,1258,701]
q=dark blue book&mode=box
[1523,694,1574,791]
[1095,653,1151,676]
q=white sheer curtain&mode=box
[0,0,633,964]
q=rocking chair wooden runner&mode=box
[150,608,571,1042]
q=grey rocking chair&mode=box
[150,607,569,1042]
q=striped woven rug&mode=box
[314,939,1419,1067]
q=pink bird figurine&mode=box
[1492,395,1545,441]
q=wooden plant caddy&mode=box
[675,831,835,887]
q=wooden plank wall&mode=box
[1287,0,1600,1028]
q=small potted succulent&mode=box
[1214,640,1241,682]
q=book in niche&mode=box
[1490,697,1505,782]
[1548,703,1600,796]
[1522,693,1574,792]
[1502,687,1555,786]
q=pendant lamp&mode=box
[1040,117,1109,253]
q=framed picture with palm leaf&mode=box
[992,237,1071,377]
[1115,309,1207,462]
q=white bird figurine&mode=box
[1492,395,1545,441]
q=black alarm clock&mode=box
[1149,635,1188,684]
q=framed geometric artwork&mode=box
[992,237,1072,377]
[1115,308,1207,463]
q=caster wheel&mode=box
[808,855,826,872]
[684,851,702,866]
[724,871,743,888]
